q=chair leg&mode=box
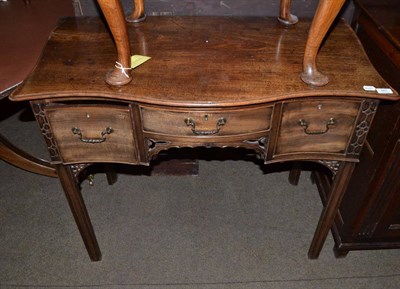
[127,0,146,23]
[97,0,133,86]
[278,0,298,25]
[301,0,346,86]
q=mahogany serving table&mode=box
[10,16,399,261]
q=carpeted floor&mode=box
[1,99,400,289]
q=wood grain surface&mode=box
[11,17,399,106]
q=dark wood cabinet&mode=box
[314,0,400,256]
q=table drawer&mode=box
[45,105,138,164]
[275,100,360,155]
[141,105,273,137]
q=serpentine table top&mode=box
[10,16,398,105]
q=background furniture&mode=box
[313,0,400,256]
[0,0,73,177]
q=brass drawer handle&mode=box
[184,117,226,135]
[72,127,113,143]
[298,118,336,135]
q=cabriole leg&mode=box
[97,0,132,86]
[127,0,146,23]
[301,0,346,86]
[278,0,298,25]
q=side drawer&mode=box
[141,105,273,137]
[274,100,360,156]
[45,105,138,164]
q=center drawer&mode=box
[140,105,273,137]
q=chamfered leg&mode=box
[56,164,102,261]
[308,162,355,259]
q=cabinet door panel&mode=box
[372,140,400,239]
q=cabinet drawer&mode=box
[275,100,360,156]
[45,106,138,164]
[141,105,273,137]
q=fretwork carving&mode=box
[31,102,61,161]
[70,163,91,178]
[146,136,268,160]
[347,100,378,156]
[318,160,341,176]
[243,136,268,158]
[147,138,171,159]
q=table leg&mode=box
[278,0,298,25]
[56,164,101,261]
[301,0,346,86]
[308,162,355,259]
[97,0,132,86]
[126,0,146,23]
[104,164,118,185]
[288,162,302,186]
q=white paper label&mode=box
[376,88,394,94]
[363,85,376,91]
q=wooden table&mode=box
[10,16,399,261]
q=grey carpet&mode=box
[1,100,400,289]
